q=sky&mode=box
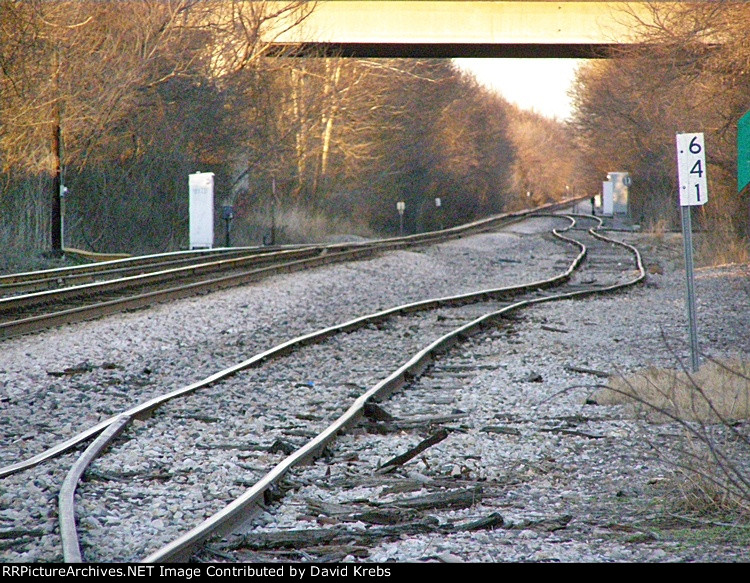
[453,58,585,121]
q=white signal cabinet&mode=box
[601,172,630,217]
[602,180,614,216]
[189,172,214,249]
[608,172,630,215]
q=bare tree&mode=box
[0,1,315,253]
[570,1,750,245]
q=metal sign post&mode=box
[222,205,234,247]
[396,201,405,236]
[680,206,700,372]
[738,109,750,193]
[676,132,708,372]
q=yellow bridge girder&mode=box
[269,1,680,58]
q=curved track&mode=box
[142,214,644,563]
[0,212,644,562]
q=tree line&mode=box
[6,2,745,265]
[570,1,750,262]
[0,0,577,262]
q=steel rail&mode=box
[142,215,645,563]
[0,198,577,288]
[0,214,580,480]
[0,247,299,295]
[0,241,436,339]
[53,215,589,562]
[50,213,641,563]
[0,197,588,340]
[0,246,329,314]
[0,243,406,338]
[0,199,578,339]
[58,414,132,563]
[59,248,132,262]
[0,247,269,286]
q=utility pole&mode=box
[51,105,63,255]
[50,45,63,255]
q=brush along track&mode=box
[0,214,643,562]
[0,199,583,340]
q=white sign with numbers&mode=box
[676,132,708,206]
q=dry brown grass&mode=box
[596,358,750,516]
[633,220,749,269]
[669,461,750,516]
[697,234,750,268]
[641,216,672,238]
[596,359,750,423]
[273,206,376,244]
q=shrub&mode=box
[596,357,750,517]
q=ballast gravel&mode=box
[219,228,750,564]
[1,211,749,563]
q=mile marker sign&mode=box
[676,132,708,206]
[675,132,707,372]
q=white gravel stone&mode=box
[1,217,748,563]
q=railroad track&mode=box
[0,200,583,340]
[0,247,289,295]
[0,212,644,562]
[0,245,347,339]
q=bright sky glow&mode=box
[453,58,585,121]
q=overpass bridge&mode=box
[270,1,676,58]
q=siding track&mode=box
[0,200,580,340]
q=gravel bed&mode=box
[0,216,570,465]
[214,231,750,563]
[0,216,573,562]
[1,215,748,563]
[76,300,516,562]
